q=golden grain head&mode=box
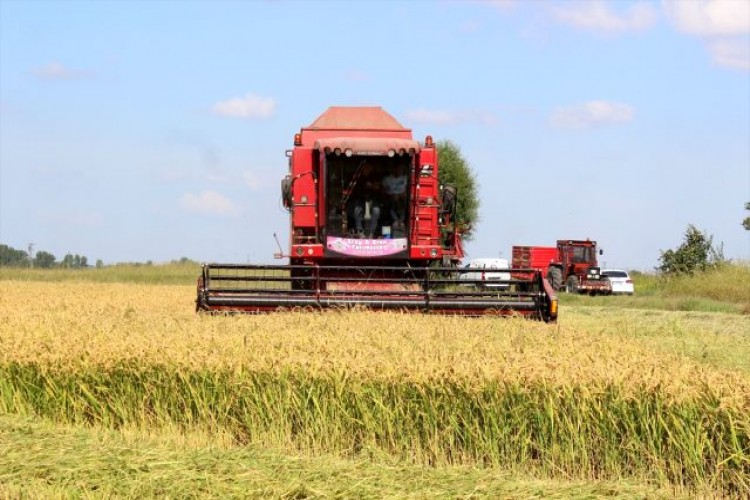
[2,281,749,408]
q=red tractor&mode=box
[197,107,558,321]
[546,239,611,295]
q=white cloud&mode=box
[31,62,88,80]
[549,101,635,129]
[663,0,750,36]
[663,0,750,71]
[552,1,657,33]
[178,190,239,216]
[205,172,228,183]
[343,70,370,81]
[485,0,516,12]
[211,92,276,119]
[242,171,261,190]
[404,108,498,126]
[708,38,750,70]
[159,168,192,183]
[404,109,459,125]
[458,19,482,34]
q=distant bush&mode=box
[171,257,201,266]
[655,262,749,305]
[0,244,29,266]
[658,225,725,276]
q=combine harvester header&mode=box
[197,107,557,322]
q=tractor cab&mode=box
[547,239,610,294]
[561,241,600,272]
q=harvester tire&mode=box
[566,276,579,294]
[547,267,562,291]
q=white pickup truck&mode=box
[458,258,511,290]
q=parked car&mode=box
[459,258,511,290]
[601,269,635,295]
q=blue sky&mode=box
[1,0,748,270]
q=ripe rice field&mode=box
[1,264,749,497]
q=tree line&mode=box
[659,201,749,275]
[0,244,99,268]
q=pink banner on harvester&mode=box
[326,237,408,257]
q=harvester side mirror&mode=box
[599,249,603,255]
[440,185,457,217]
[281,176,293,210]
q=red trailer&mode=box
[512,246,558,278]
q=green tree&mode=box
[437,140,480,240]
[61,253,75,268]
[743,201,750,231]
[657,225,725,276]
[61,253,89,268]
[33,251,56,268]
[0,244,28,266]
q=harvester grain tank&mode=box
[197,107,557,321]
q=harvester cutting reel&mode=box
[196,264,558,322]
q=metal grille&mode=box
[197,264,557,321]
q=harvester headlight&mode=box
[300,195,308,204]
[421,164,434,177]
[430,249,438,257]
[295,246,303,256]
[388,149,396,158]
[334,148,341,156]
[345,148,353,157]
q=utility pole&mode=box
[28,242,35,268]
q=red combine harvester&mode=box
[197,107,557,321]
[513,240,610,295]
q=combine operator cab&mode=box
[324,155,411,241]
[197,106,558,322]
[279,107,452,269]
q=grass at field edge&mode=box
[0,413,684,499]
[2,362,747,496]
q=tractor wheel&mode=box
[547,267,563,291]
[566,276,579,294]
